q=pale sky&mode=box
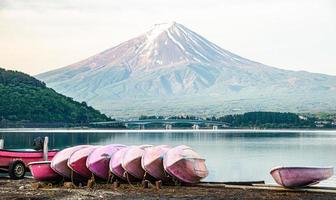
[0,0,335,75]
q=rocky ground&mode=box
[0,177,335,200]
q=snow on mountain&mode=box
[36,22,336,117]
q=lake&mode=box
[1,129,336,186]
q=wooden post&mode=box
[155,180,162,190]
[0,139,4,149]
[43,137,49,161]
[142,180,149,188]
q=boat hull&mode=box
[163,145,208,183]
[109,147,137,181]
[68,146,98,179]
[51,145,90,179]
[86,144,125,180]
[270,166,334,188]
[122,145,152,180]
[28,161,61,182]
[123,157,143,179]
[142,145,171,181]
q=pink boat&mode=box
[270,166,334,188]
[86,144,125,180]
[109,147,138,181]
[51,145,90,179]
[163,145,208,183]
[28,161,61,182]
[0,149,58,179]
[122,145,152,180]
[141,145,171,181]
[68,146,99,179]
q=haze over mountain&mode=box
[37,22,336,118]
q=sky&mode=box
[0,0,335,76]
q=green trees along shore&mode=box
[140,112,335,129]
[0,67,335,129]
[0,68,110,127]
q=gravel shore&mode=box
[0,177,335,200]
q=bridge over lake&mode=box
[90,119,230,129]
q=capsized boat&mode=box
[68,146,99,179]
[270,166,334,188]
[51,145,90,179]
[163,145,208,183]
[122,145,152,180]
[28,161,61,182]
[109,147,138,181]
[141,145,171,181]
[86,144,125,180]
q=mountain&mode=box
[36,22,336,118]
[0,68,110,126]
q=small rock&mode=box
[112,181,120,189]
[63,182,76,189]
[31,182,42,190]
[19,186,25,190]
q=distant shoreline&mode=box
[1,128,336,133]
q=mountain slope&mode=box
[36,22,336,117]
[0,68,110,125]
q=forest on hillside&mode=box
[0,68,111,127]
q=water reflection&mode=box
[0,130,335,184]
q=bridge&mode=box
[90,119,230,129]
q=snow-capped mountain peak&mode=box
[146,22,177,40]
[36,22,336,117]
[132,21,244,67]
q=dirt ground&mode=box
[0,177,335,200]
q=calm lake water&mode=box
[1,129,336,186]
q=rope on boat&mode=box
[106,172,111,184]
[71,170,74,184]
[124,171,136,188]
[91,173,95,184]
[107,171,115,184]
[143,171,147,181]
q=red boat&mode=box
[28,161,61,182]
[0,149,58,179]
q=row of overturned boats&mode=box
[0,140,333,189]
[26,143,334,188]
[28,144,209,185]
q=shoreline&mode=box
[1,128,336,133]
[0,128,336,134]
[0,177,335,200]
